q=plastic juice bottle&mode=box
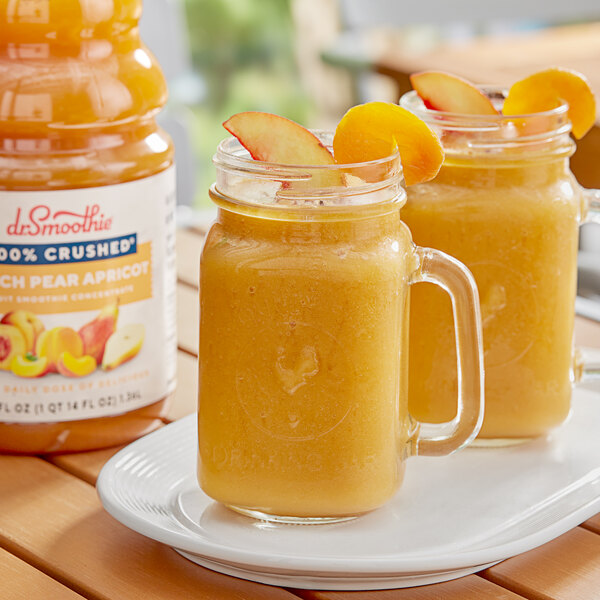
[0,0,176,454]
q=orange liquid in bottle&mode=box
[0,0,175,454]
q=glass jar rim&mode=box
[214,130,401,172]
[399,87,574,158]
[211,131,406,218]
[399,88,570,124]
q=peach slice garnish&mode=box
[410,71,499,115]
[224,112,336,166]
[223,112,342,188]
[332,102,444,186]
[56,352,97,378]
[10,354,50,378]
[503,67,596,139]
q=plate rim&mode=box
[97,391,600,577]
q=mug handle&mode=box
[574,189,600,382]
[408,247,485,456]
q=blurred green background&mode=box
[183,0,314,206]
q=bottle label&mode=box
[0,168,177,423]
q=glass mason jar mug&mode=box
[400,90,600,444]
[197,135,485,523]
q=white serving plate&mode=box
[97,387,600,590]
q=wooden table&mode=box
[1,224,600,600]
[324,22,600,190]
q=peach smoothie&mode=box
[198,206,416,518]
[401,67,598,442]
[404,158,581,440]
[198,110,483,522]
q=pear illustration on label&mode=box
[102,323,145,371]
[79,300,119,363]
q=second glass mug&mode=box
[400,90,600,444]
[197,135,484,523]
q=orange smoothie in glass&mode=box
[198,117,483,523]
[400,88,584,441]
[199,205,414,518]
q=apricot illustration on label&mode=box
[10,354,50,378]
[56,352,97,378]
[79,300,119,363]
[102,323,145,371]
[0,324,27,371]
[0,310,44,353]
[35,326,84,373]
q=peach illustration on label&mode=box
[0,324,27,371]
[102,324,145,371]
[10,354,50,378]
[56,352,97,378]
[36,326,84,372]
[1,310,44,353]
[79,300,119,363]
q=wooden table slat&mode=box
[166,350,198,421]
[0,547,86,600]
[0,456,298,600]
[177,283,200,356]
[582,513,600,536]
[294,575,527,599]
[47,445,123,487]
[176,227,204,289]
[48,351,197,486]
[482,527,600,600]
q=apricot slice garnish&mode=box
[332,102,444,186]
[410,71,499,115]
[503,67,596,139]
